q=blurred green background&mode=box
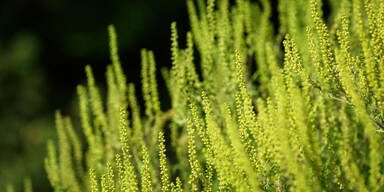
[0,0,188,191]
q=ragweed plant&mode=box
[40,0,384,191]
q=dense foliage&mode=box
[29,0,384,191]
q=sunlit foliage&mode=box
[42,0,384,191]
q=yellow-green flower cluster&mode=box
[41,0,384,192]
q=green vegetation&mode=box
[19,0,384,191]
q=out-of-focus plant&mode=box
[0,33,53,191]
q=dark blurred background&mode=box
[0,0,188,191]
